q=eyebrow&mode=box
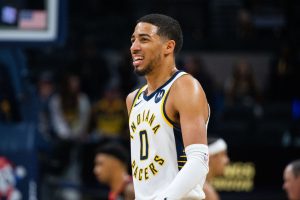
[131,33,152,39]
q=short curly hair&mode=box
[137,13,183,55]
[95,143,129,165]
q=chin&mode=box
[96,176,104,182]
[134,68,147,76]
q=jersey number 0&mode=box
[139,130,149,160]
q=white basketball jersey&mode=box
[129,71,206,200]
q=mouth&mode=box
[132,55,144,67]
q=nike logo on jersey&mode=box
[134,100,143,107]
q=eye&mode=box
[140,38,149,43]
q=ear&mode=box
[164,40,176,55]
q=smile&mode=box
[132,56,144,67]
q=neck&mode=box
[145,58,177,95]
[110,170,128,193]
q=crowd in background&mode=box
[1,44,300,199]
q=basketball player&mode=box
[283,159,300,200]
[204,137,229,200]
[126,14,209,199]
[93,143,134,200]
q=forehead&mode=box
[212,150,227,157]
[95,153,119,163]
[210,152,227,162]
[284,165,294,178]
[132,22,159,37]
[95,154,109,162]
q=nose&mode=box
[130,40,141,52]
[282,182,287,190]
[93,165,100,176]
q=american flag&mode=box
[18,10,47,29]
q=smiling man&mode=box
[126,14,210,200]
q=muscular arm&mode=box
[157,75,209,199]
[172,75,209,146]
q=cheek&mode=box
[147,45,162,58]
[222,157,229,166]
[295,180,300,192]
[211,160,222,173]
[216,158,227,172]
[218,162,226,172]
[94,166,101,175]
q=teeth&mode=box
[133,56,143,61]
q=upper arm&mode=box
[126,89,139,115]
[171,75,209,147]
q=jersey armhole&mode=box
[128,85,146,115]
[161,89,181,129]
[161,73,189,129]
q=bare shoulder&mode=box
[171,74,208,113]
[172,74,206,97]
[126,89,139,115]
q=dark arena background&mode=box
[0,0,299,199]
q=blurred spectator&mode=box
[36,70,55,138]
[224,59,260,106]
[268,45,299,101]
[94,143,134,200]
[237,8,255,40]
[48,72,91,200]
[204,137,230,200]
[183,55,215,105]
[35,70,56,165]
[283,159,300,200]
[76,35,111,101]
[49,72,91,140]
[89,84,128,141]
[0,63,21,122]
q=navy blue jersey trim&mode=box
[143,70,182,101]
[173,126,187,171]
[162,90,181,128]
